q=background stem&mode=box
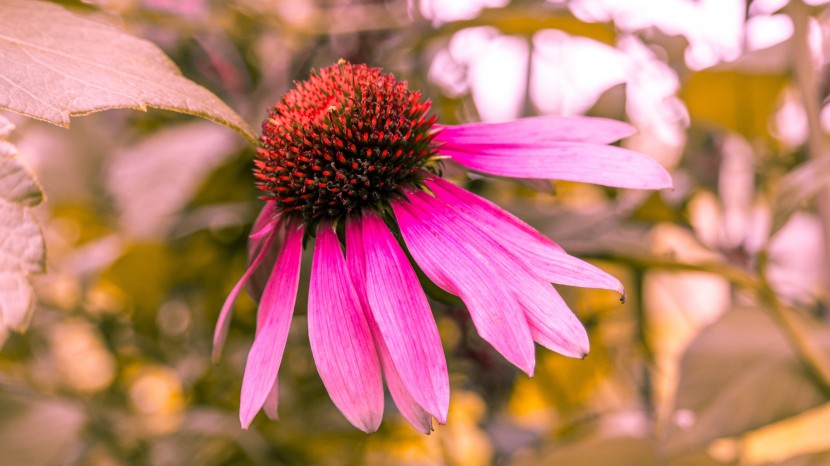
[789,0,830,318]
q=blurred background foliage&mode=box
[3,0,830,464]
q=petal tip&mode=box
[579,340,591,359]
[357,419,381,434]
[240,412,255,429]
[656,171,674,190]
[518,355,536,377]
[353,411,383,433]
[408,418,434,435]
[422,421,435,435]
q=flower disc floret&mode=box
[254,61,439,220]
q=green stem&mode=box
[587,251,830,395]
[583,253,757,289]
[777,0,830,396]
[758,274,830,396]
[631,269,655,423]
[788,0,830,317]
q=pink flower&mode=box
[213,62,672,433]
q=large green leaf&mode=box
[0,0,257,144]
[0,115,45,342]
[664,307,830,453]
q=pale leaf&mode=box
[0,114,45,334]
[0,0,257,144]
[106,121,241,239]
[663,307,830,454]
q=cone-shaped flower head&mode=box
[254,61,439,221]
[215,61,672,434]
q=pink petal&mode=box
[522,251,625,296]
[308,223,384,432]
[248,201,278,253]
[344,216,370,310]
[368,311,434,434]
[239,220,304,428]
[246,202,284,303]
[359,211,450,423]
[435,115,636,146]
[425,176,623,294]
[403,189,589,359]
[441,142,672,190]
[518,279,590,358]
[213,221,279,363]
[392,197,536,375]
[345,217,434,433]
[250,201,278,239]
[425,176,563,252]
[263,378,279,420]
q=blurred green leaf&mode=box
[434,5,616,44]
[681,71,785,139]
[631,192,685,224]
[0,394,83,466]
[767,450,830,466]
[0,114,44,338]
[106,121,243,239]
[0,0,257,144]
[510,436,731,466]
[100,243,173,318]
[512,436,658,466]
[532,333,612,414]
[664,307,830,453]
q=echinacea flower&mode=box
[214,61,672,433]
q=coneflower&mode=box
[214,61,672,433]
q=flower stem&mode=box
[788,0,830,318]
[588,251,830,395]
[583,253,757,288]
[757,254,830,396]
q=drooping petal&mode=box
[403,189,589,359]
[518,280,590,358]
[213,221,279,363]
[239,220,304,428]
[308,223,384,432]
[368,311,434,433]
[435,115,636,146]
[359,211,450,423]
[246,202,284,304]
[392,196,536,375]
[440,142,672,190]
[263,378,279,420]
[249,201,277,242]
[425,176,624,294]
[345,217,434,433]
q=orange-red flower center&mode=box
[254,61,439,221]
